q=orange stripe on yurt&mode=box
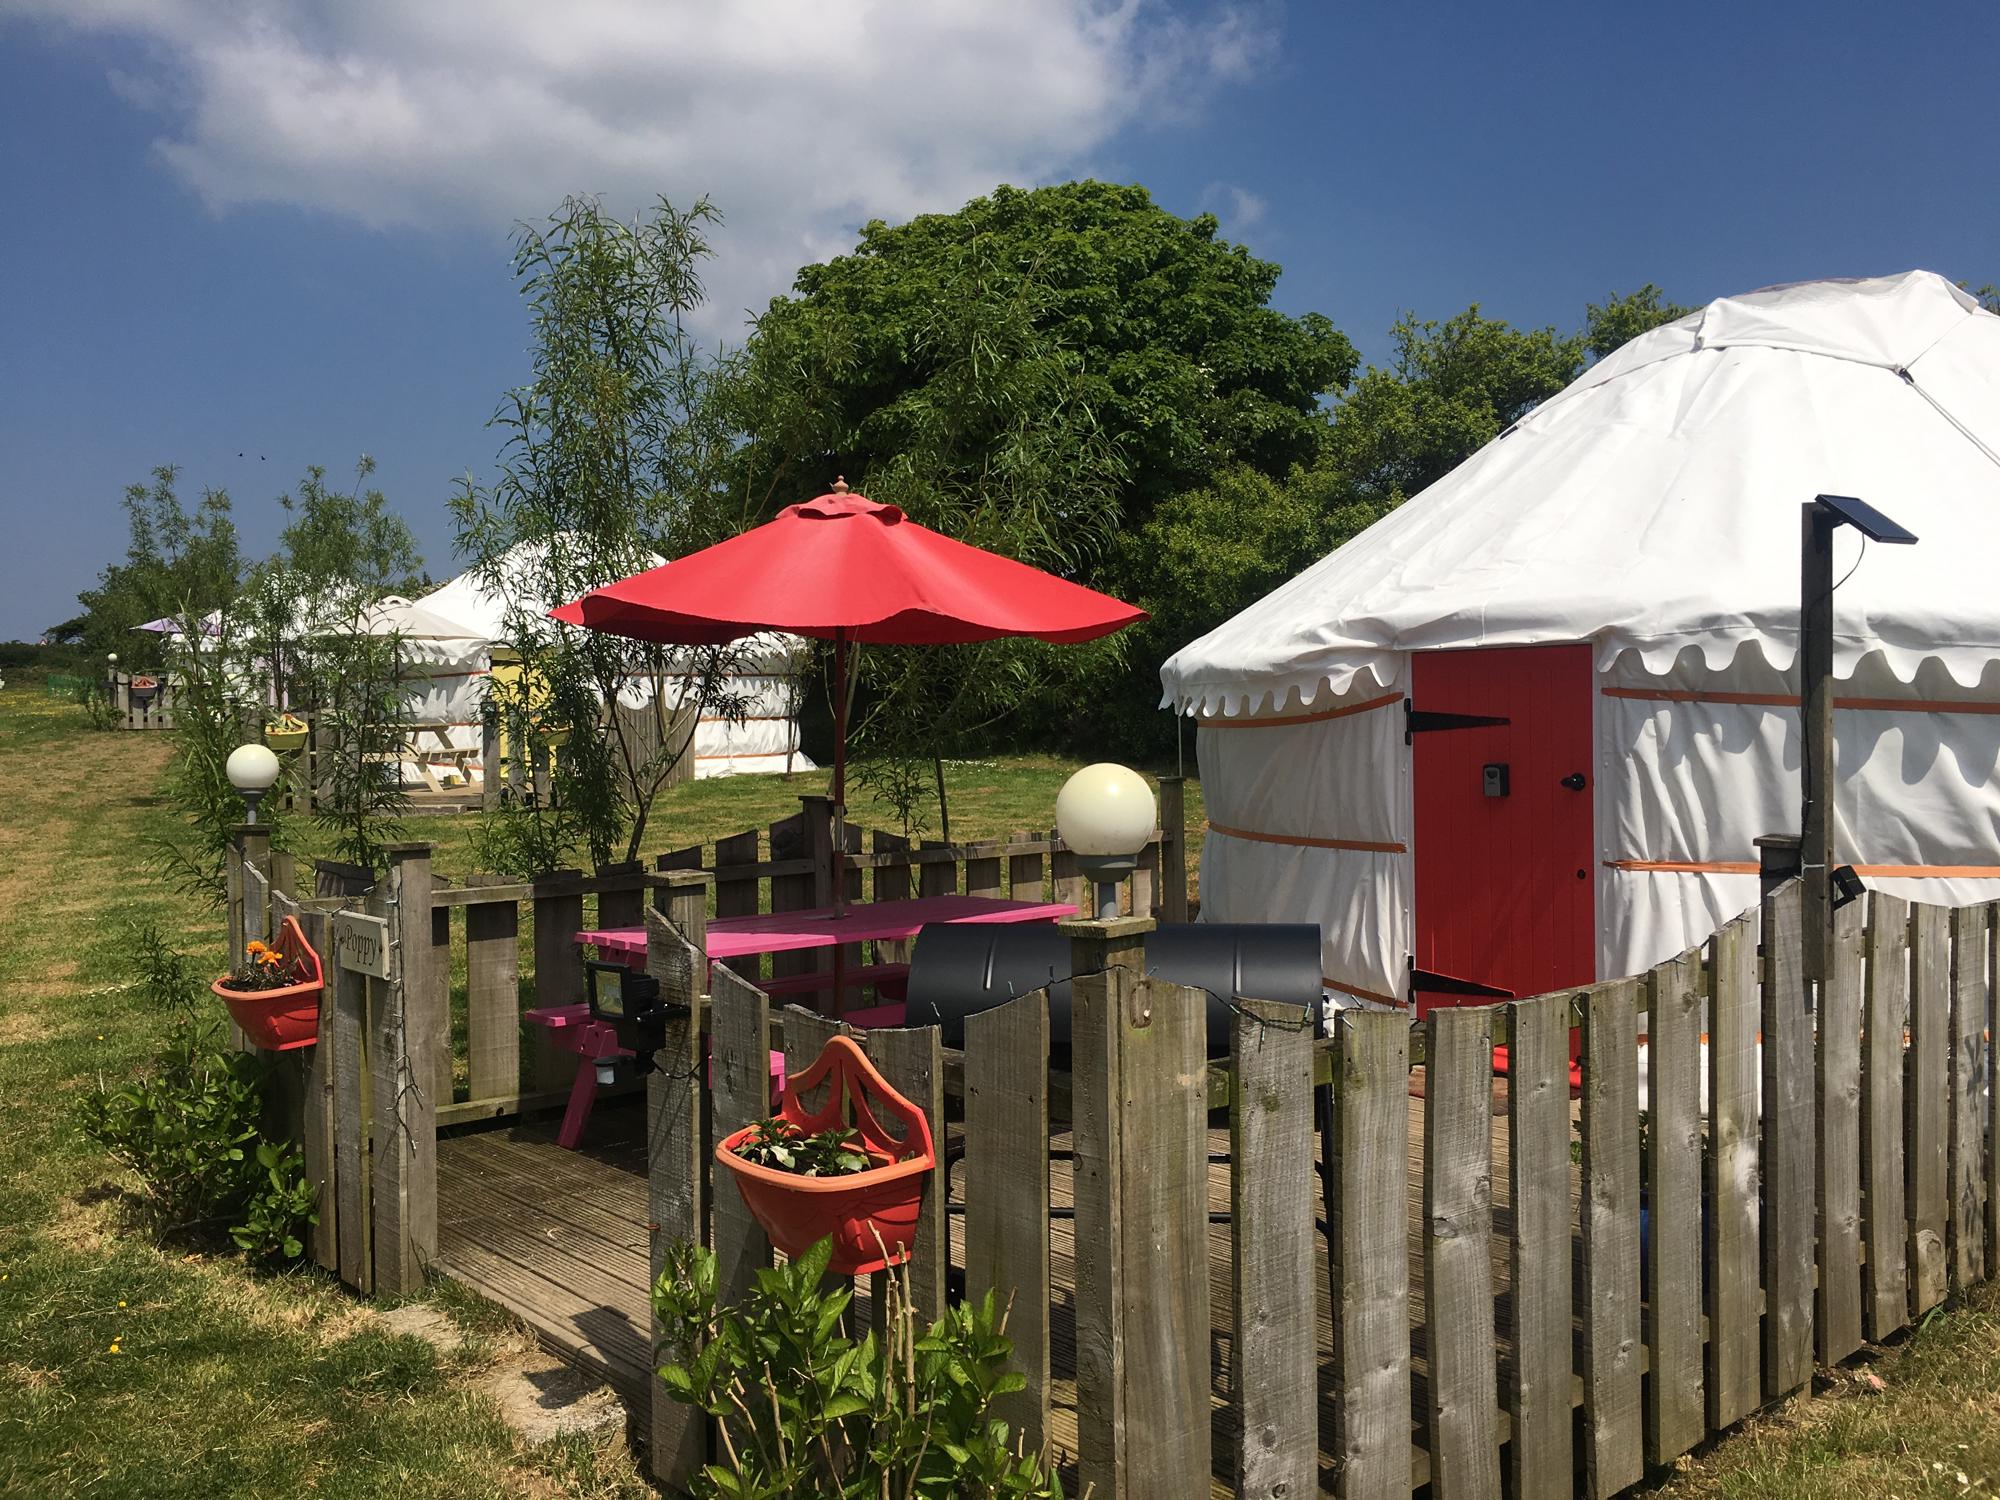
[1609,858,2000,878]
[1324,976,1407,1007]
[1206,822,1406,854]
[1603,686,2000,715]
[1196,692,1403,729]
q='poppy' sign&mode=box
[331,911,391,979]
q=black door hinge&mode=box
[1404,698,1511,745]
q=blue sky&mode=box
[2,0,1995,642]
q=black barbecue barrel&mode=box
[902,922,1324,1057]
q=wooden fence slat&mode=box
[595,862,646,931]
[871,830,914,965]
[1761,881,1813,1397]
[1909,902,1950,1317]
[1007,831,1044,904]
[1330,1009,1410,1500]
[771,815,819,989]
[1114,970,1211,1497]
[428,899,453,1104]
[331,925,371,1293]
[369,848,437,1297]
[1646,953,1705,1463]
[1862,892,1912,1340]
[465,899,521,1101]
[1818,896,1867,1366]
[709,965,773,1308]
[532,881,587,1093]
[964,989,1052,1462]
[298,907,339,1274]
[1505,994,1570,1498]
[1707,908,1761,1428]
[1422,1006,1500,1500]
[964,840,1002,900]
[1050,829,1084,913]
[714,829,761,981]
[919,837,958,898]
[645,909,707,1486]
[1949,903,1988,1290]
[1069,962,1125,1494]
[868,1024,948,1324]
[1581,978,1643,1499]
[1230,998,1317,1500]
[1989,905,2000,1276]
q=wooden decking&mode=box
[436,1080,1578,1493]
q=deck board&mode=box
[436,1080,1581,1495]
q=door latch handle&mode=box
[1560,772,1587,791]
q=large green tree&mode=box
[727,181,1356,531]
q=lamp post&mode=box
[226,742,282,825]
[1801,494,1917,983]
[1055,763,1157,921]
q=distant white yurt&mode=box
[1160,271,2000,1012]
[417,541,815,778]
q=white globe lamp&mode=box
[226,742,283,824]
[1055,763,1156,920]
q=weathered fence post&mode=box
[1157,774,1189,923]
[1328,1007,1409,1500]
[1761,881,1814,1398]
[1506,993,1573,1496]
[1230,996,1316,1499]
[531,871,587,1093]
[1580,979,1643,1498]
[964,988,1053,1461]
[296,905,340,1275]
[1424,1004,1501,1499]
[1948,903,1989,1290]
[1067,914,1210,1499]
[1818,895,1867,1367]
[369,843,438,1297]
[645,902,709,1486]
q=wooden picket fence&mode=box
[228,797,1993,1498]
[230,789,1189,1298]
[639,879,1991,1499]
[106,668,177,728]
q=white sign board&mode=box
[331,911,391,980]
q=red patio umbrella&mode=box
[551,481,1144,982]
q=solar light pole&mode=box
[1802,494,1917,983]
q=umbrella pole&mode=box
[831,629,848,1015]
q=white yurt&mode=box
[415,541,816,778]
[1160,270,2000,1013]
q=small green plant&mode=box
[653,1236,1064,1498]
[727,1117,873,1177]
[79,920,317,1260]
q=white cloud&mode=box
[8,0,1279,337]
[1200,181,1268,241]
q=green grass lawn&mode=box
[5,683,1996,1499]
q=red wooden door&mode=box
[1411,644,1595,1015]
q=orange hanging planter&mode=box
[715,1034,936,1276]
[212,915,324,1052]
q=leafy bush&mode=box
[80,920,317,1261]
[654,1237,1063,1499]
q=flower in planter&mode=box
[220,939,304,993]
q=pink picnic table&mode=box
[537,894,1078,1149]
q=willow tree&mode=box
[452,195,752,872]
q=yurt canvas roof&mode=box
[1161,270,2000,718]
